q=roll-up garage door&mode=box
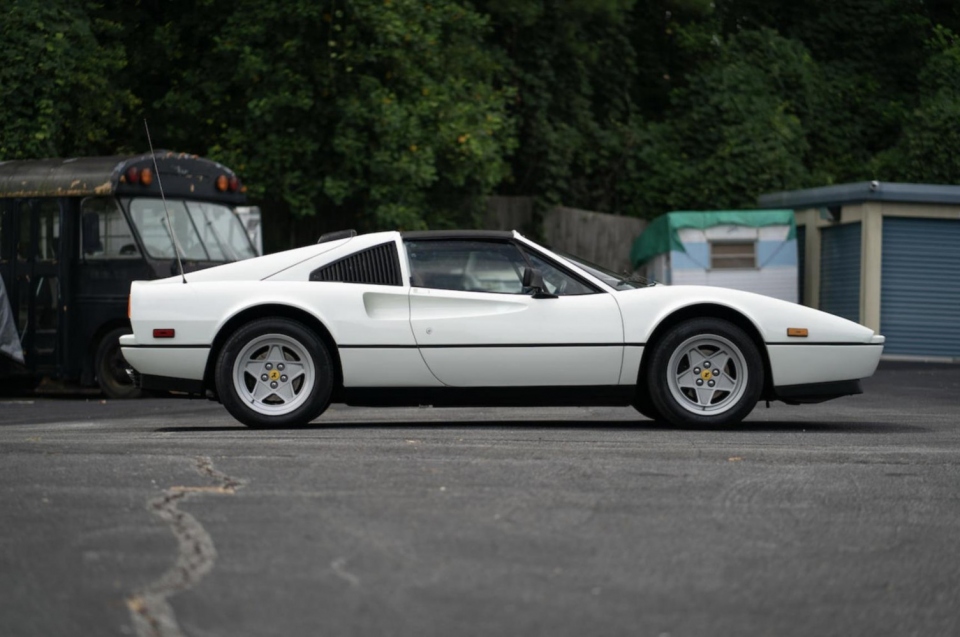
[881,217,960,357]
[819,222,861,322]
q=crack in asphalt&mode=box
[126,456,245,637]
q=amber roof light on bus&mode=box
[216,174,229,191]
[140,168,154,186]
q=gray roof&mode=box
[759,182,960,209]
[0,151,238,199]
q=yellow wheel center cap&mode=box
[269,370,281,381]
[700,370,713,381]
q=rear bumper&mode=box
[120,337,209,382]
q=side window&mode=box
[406,240,527,294]
[14,199,60,261]
[520,248,596,296]
[81,197,140,259]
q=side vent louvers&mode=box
[310,242,402,286]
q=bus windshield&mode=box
[127,198,256,262]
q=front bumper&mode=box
[768,338,884,388]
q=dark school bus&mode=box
[0,151,258,397]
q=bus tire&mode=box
[95,327,142,399]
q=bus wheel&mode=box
[95,327,142,399]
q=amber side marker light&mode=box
[787,328,809,337]
[127,295,131,318]
[153,329,176,338]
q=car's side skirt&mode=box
[341,385,636,408]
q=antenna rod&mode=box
[144,119,187,284]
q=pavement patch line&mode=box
[126,456,245,637]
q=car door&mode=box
[405,238,623,387]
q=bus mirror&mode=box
[82,212,102,255]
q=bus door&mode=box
[8,199,62,372]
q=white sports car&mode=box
[120,229,884,428]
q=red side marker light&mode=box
[228,176,239,192]
[126,167,140,184]
[153,329,175,338]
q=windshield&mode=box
[127,198,256,262]
[558,251,654,290]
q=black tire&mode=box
[216,318,333,428]
[632,388,663,421]
[95,327,142,399]
[644,318,763,428]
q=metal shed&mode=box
[759,182,960,362]
[630,210,798,303]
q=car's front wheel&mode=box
[645,318,763,427]
[216,318,333,428]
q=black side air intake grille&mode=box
[310,242,402,286]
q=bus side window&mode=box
[80,197,139,259]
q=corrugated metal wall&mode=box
[881,217,960,357]
[819,222,861,322]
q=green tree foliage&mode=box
[481,0,645,213]
[134,0,515,232]
[0,0,137,159]
[4,0,960,239]
[879,27,960,183]
[624,27,817,214]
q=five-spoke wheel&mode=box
[217,318,333,428]
[643,318,763,427]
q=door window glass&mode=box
[81,197,140,259]
[406,240,599,296]
[406,240,526,293]
[519,248,596,296]
[35,200,60,262]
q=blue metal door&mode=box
[881,217,960,357]
[819,222,861,322]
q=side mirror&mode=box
[81,212,102,255]
[522,267,557,299]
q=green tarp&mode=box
[630,209,797,268]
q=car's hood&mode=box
[615,284,882,345]
[148,238,353,284]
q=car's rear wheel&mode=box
[645,318,763,427]
[216,318,333,428]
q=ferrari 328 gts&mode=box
[120,230,884,428]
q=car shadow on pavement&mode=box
[154,419,927,435]
[153,426,250,432]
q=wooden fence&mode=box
[485,197,647,274]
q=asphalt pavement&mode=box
[1,361,959,637]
